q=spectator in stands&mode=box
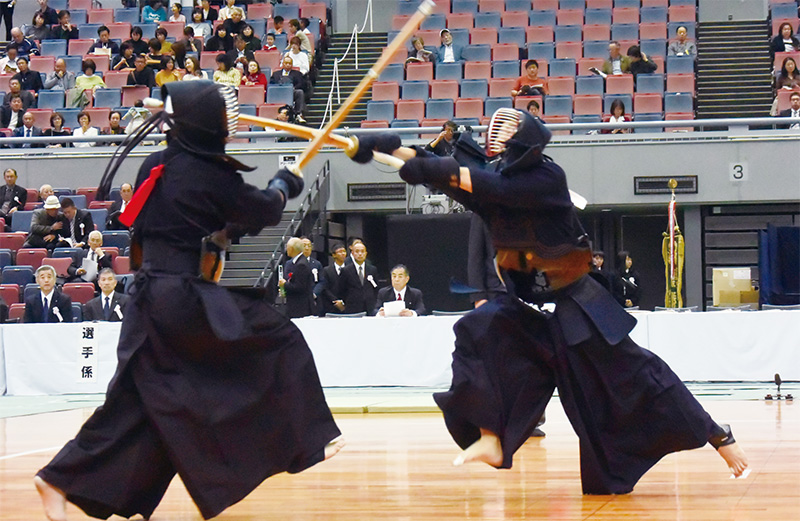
[180,26,202,55]
[68,59,107,108]
[218,0,237,21]
[154,27,172,56]
[213,52,241,88]
[13,56,44,94]
[770,22,800,62]
[168,2,186,23]
[57,196,94,248]
[128,54,156,88]
[0,0,12,42]
[156,56,181,85]
[39,184,54,200]
[205,25,233,52]
[142,0,167,23]
[0,43,19,74]
[339,241,379,315]
[275,103,294,123]
[374,264,426,317]
[0,167,25,228]
[263,32,277,51]
[228,34,254,72]
[603,98,630,134]
[72,111,99,148]
[35,0,59,27]
[52,10,79,41]
[43,112,70,148]
[286,18,312,56]
[112,42,137,71]
[511,59,549,97]
[222,7,246,37]
[5,78,34,108]
[407,36,434,64]
[24,265,73,323]
[25,12,51,41]
[270,55,307,122]
[187,9,212,39]
[317,242,347,316]
[69,230,112,283]
[44,57,76,89]
[626,45,657,81]
[242,60,267,86]
[108,182,133,226]
[23,195,62,250]
[100,110,125,145]
[272,15,285,35]
[124,26,150,56]
[425,120,458,156]
[197,0,217,22]
[777,91,800,129]
[436,28,462,63]
[241,24,261,53]
[0,94,25,129]
[284,36,310,75]
[775,56,800,91]
[89,25,121,56]
[527,99,540,117]
[182,55,207,80]
[11,111,44,148]
[612,250,641,309]
[123,100,152,137]
[9,27,37,57]
[83,268,129,321]
[299,17,313,39]
[279,237,316,318]
[602,41,631,76]
[668,25,696,58]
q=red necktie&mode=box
[119,164,164,227]
[397,293,402,301]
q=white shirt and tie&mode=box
[791,108,800,129]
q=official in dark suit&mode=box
[317,242,347,316]
[11,112,44,148]
[270,55,307,116]
[0,94,25,129]
[23,265,73,323]
[778,91,800,129]
[0,167,27,228]
[83,268,129,322]
[56,197,94,248]
[106,182,133,230]
[338,241,379,315]
[374,264,426,316]
[300,236,323,297]
[68,230,113,283]
[279,237,315,318]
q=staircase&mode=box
[305,32,388,128]
[696,21,774,119]
[218,212,295,287]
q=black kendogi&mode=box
[37,81,341,520]
[350,111,736,495]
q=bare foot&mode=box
[718,442,749,477]
[453,428,503,467]
[324,436,345,461]
[34,475,67,521]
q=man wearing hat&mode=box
[23,194,63,251]
[437,29,463,63]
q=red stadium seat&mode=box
[102,70,129,88]
[121,85,149,106]
[396,100,425,121]
[492,43,519,61]
[526,26,554,43]
[578,57,604,75]
[29,56,55,75]
[556,41,582,60]
[666,73,694,93]
[257,103,282,120]
[112,256,131,275]
[634,93,663,113]
[664,112,694,132]
[613,8,640,25]
[573,94,603,115]
[557,10,584,27]
[238,85,266,105]
[447,12,474,29]
[254,50,281,71]
[360,120,390,128]
[16,248,48,269]
[0,284,20,304]
[68,39,94,56]
[372,81,400,103]
[88,200,114,209]
[0,233,26,252]
[585,0,612,7]
[200,51,223,70]
[406,62,434,81]
[669,5,697,23]
[62,282,96,304]
[640,22,667,40]
[107,23,132,41]
[606,74,634,95]
[247,3,272,19]
[455,98,484,118]
[502,11,529,28]
[87,9,114,24]
[479,0,505,13]
[83,54,109,72]
[26,109,53,130]
[76,187,99,203]
[8,302,24,322]
[488,77,516,97]
[513,95,543,111]
[159,22,185,39]
[533,0,558,10]
[42,257,72,279]
[543,115,571,134]
[299,3,327,23]
[549,77,575,95]
[430,79,459,101]
[464,61,492,79]
[470,27,498,45]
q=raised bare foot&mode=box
[718,442,749,478]
[453,429,503,467]
[324,436,345,461]
[34,475,67,521]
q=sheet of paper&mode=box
[81,257,98,282]
[383,300,406,317]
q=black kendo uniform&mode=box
[351,113,735,495]
[37,81,341,520]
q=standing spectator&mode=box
[52,10,79,41]
[241,60,267,86]
[182,56,207,80]
[279,237,316,318]
[23,195,62,250]
[83,268,128,321]
[68,59,106,108]
[221,7,246,37]
[156,56,180,85]
[205,25,233,52]
[374,264,426,317]
[612,250,642,309]
[317,242,347,316]
[124,26,150,56]
[112,42,136,71]
[0,43,19,74]
[128,54,157,88]
[241,24,261,53]
[425,120,458,156]
[142,0,167,23]
[603,98,630,134]
[23,265,73,323]
[777,91,800,129]
[4,78,34,108]
[72,111,99,148]
[283,36,310,75]
[0,0,13,42]
[588,250,612,291]
[212,52,241,88]
[511,59,549,97]
[89,25,121,56]
[270,55,306,122]
[601,41,631,76]
[13,56,44,94]
[43,112,71,147]
[187,9,212,39]
[0,94,25,129]
[11,111,44,148]
[667,26,696,58]
[35,0,59,27]
[168,2,186,23]
[197,0,217,22]
[217,0,237,20]
[301,236,323,297]
[56,197,94,248]
[25,12,51,42]
[626,45,657,81]
[9,29,37,56]
[770,22,800,61]
[0,167,26,228]
[339,241,379,315]
[436,28,463,63]
[44,57,76,90]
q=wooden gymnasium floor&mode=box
[0,385,798,521]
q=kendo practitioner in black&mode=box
[34,80,344,521]
[348,108,748,495]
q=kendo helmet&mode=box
[486,108,551,175]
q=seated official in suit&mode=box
[0,167,27,229]
[278,237,315,318]
[106,182,133,230]
[374,264,426,317]
[56,197,94,249]
[68,230,112,283]
[317,242,347,316]
[339,241,379,315]
[11,112,44,148]
[24,265,73,323]
[83,268,129,322]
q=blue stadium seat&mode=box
[615,0,640,7]
[366,100,395,122]
[505,0,531,11]
[771,4,797,20]
[37,90,66,110]
[492,60,520,79]
[666,55,694,74]
[452,0,479,14]
[637,73,664,94]
[611,23,638,41]
[10,210,33,233]
[245,19,266,38]
[396,1,418,15]
[59,108,82,130]
[435,62,463,80]
[641,39,667,58]
[22,283,39,303]
[378,63,405,83]
[402,80,430,100]
[59,194,87,209]
[474,12,501,29]
[60,56,83,75]
[527,42,555,60]
[52,248,83,263]
[2,266,35,286]
[426,98,455,120]
[498,27,525,48]
[560,0,586,10]
[571,114,602,131]
[72,302,82,322]
[664,92,694,113]
[49,0,67,9]
[77,23,101,39]
[266,84,294,105]
[452,117,481,128]
[390,119,419,128]
[634,113,664,133]
[576,75,604,95]
[0,249,11,269]
[273,4,300,20]
[554,25,582,43]
[93,88,122,108]
[114,8,140,24]
[101,231,131,250]
[420,13,446,30]
[529,10,557,27]
[461,44,491,62]
[70,10,88,25]
[585,9,612,25]
[88,209,108,232]
[641,7,668,24]
[549,59,576,78]
[584,40,609,58]
[485,97,513,114]
[460,78,489,98]
[544,95,573,117]
[40,40,67,57]
[603,93,633,114]
[669,0,696,5]
[450,28,470,48]
[52,188,72,197]
[139,24,158,40]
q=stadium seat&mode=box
[462,44,492,61]
[573,95,603,115]
[88,9,114,24]
[634,93,663,114]
[460,78,489,98]
[238,85,266,105]
[555,25,582,42]
[378,63,405,83]
[586,0,613,7]
[396,100,425,121]
[534,0,558,10]
[666,73,694,93]
[9,211,34,233]
[455,98,485,118]
[576,74,604,94]
[474,12,501,29]
[665,92,694,113]
[113,256,131,275]
[556,41,582,60]
[406,62,434,81]
[470,27,498,44]
[543,115,572,133]
[613,7,639,24]
[30,55,55,75]
[40,40,67,57]
[426,98,455,119]
[641,39,667,58]
[636,73,665,94]
[641,6,668,23]
[664,111,694,132]
[452,0,479,14]
[2,266,34,287]
[492,61,519,79]
[102,70,128,88]
[420,13,446,30]
[583,24,611,42]
[93,88,121,108]
[491,43,519,61]
[121,85,149,106]
[464,61,492,79]
[667,55,694,74]
[668,5,696,22]
[612,23,638,41]
[527,42,555,60]
[447,12,475,29]
[506,0,531,10]
[402,80,430,100]
[526,26,554,43]
[485,96,514,114]
[557,10,584,26]
[88,209,107,231]
[583,40,609,59]
[572,114,602,129]
[560,0,586,10]
[37,90,66,110]
[606,74,634,95]
[502,11,530,28]
[498,27,526,47]
[549,76,575,95]
[544,95,573,116]
[101,231,131,250]
[254,51,281,71]
[430,80,460,100]
[273,4,300,19]
[640,22,668,40]
[372,82,399,103]
[265,84,294,105]
[435,62,463,80]
[549,58,576,77]
[68,39,95,56]
[15,248,48,270]
[0,233,26,252]
[63,282,95,305]
[113,8,139,24]
[585,8,612,25]
[577,57,604,75]
[479,0,505,13]
[365,101,394,123]
[0,283,19,304]
[529,10,557,27]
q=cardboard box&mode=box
[713,268,753,306]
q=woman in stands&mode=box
[770,22,800,61]
[168,2,185,23]
[241,60,267,87]
[72,111,99,148]
[24,12,50,42]
[775,56,800,91]
[156,56,181,86]
[603,98,630,134]
[205,25,233,52]
[182,56,207,80]
[407,36,434,64]
[142,0,168,23]
[68,59,107,108]
[241,23,261,53]
[212,52,241,89]
[43,112,71,148]
[187,8,212,39]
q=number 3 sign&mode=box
[729,162,748,182]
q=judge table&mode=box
[1,311,799,396]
